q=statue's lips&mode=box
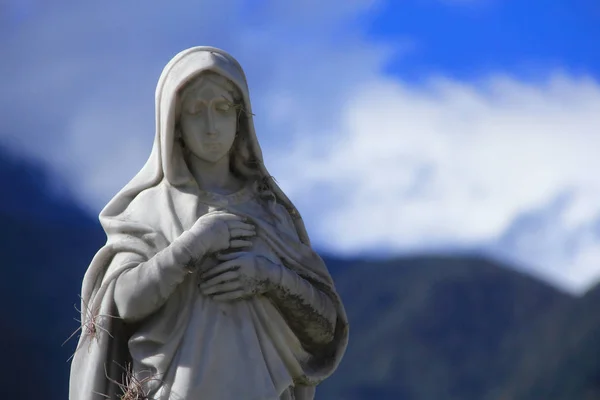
[203,142,221,150]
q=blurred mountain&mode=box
[494,281,600,400]
[1,146,598,399]
[318,256,576,400]
[0,147,105,398]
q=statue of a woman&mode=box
[69,47,348,400]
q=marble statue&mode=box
[69,47,348,400]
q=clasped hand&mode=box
[189,211,256,254]
[188,211,279,301]
[199,251,278,301]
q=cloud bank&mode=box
[270,73,600,291]
[1,0,598,292]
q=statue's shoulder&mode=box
[120,181,172,226]
[129,181,171,206]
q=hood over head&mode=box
[100,46,310,244]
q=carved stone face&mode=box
[179,74,238,163]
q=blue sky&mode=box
[1,0,599,293]
[371,0,600,81]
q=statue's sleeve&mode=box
[112,231,199,323]
[265,204,338,344]
[260,202,349,385]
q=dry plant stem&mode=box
[222,95,255,119]
[62,295,117,362]
[95,361,164,400]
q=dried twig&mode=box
[95,361,164,400]
[62,295,117,362]
[222,95,255,119]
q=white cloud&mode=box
[271,72,600,293]
[1,1,599,293]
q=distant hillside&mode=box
[1,146,599,400]
[496,282,600,400]
[0,147,105,398]
[318,256,576,400]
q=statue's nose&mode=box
[206,109,216,134]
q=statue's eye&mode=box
[216,102,232,113]
[187,102,204,115]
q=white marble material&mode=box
[69,47,348,400]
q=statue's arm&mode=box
[256,205,338,347]
[113,231,202,323]
[260,257,337,347]
[114,212,253,322]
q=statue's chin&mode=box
[194,151,228,164]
